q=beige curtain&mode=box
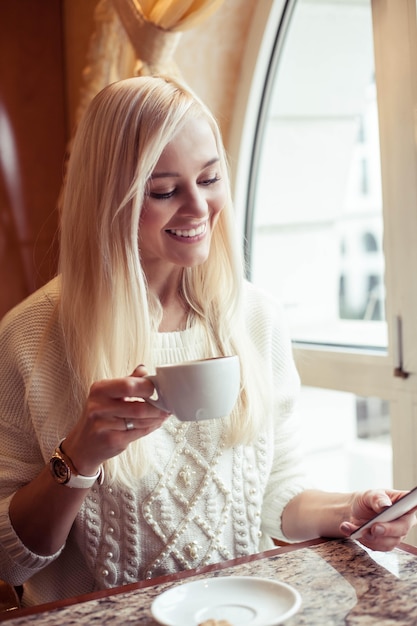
[76,0,225,127]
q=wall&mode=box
[176,0,256,143]
[0,0,66,317]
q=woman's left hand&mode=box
[340,489,417,551]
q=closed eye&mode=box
[148,175,221,200]
[149,189,176,200]
[199,175,221,186]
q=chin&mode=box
[178,250,210,268]
[182,259,208,269]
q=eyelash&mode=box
[149,175,221,200]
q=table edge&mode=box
[1,538,415,622]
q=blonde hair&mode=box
[58,76,268,485]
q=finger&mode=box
[361,515,413,548]
[360,534,404,552]
[89,375,154,402]
[115,398,171,436]
[120,415,168,438]
[119,414,168,431]
[119,396,170,428]
[377,511,417,539]
[359,489,392,515]
[340,521,356,537]
[85,397,170,432]
[132,364,148,377]
[87,397,147,419]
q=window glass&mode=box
[248,0,387,350]
[246,0,393,492]
[298,387,392,491]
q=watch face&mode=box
[50,456,71,484]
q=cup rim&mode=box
[155,355,238,370]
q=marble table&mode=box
[1,537,417,625]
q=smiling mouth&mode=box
[166,222,207,238]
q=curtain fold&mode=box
[75,0,225,127]
[112,0,182,76]
[134,0,225,31]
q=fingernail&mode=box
[377,499,391,509]
[340,522,351,534]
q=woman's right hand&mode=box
[60,365,170,477]
[9,365,169,556]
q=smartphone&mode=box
[350,486,417,540]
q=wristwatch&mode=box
[49,441,103,488]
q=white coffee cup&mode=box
[145,355,240,421]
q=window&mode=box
[248,0,386,349]
[229,0,417,543]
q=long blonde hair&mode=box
[58,76,268,484]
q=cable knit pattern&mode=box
[0,278,309,606]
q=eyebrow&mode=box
[150,157,220,179]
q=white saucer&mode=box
[151,575,302,626]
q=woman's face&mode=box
[139,116,226,275]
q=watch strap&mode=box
[50,440,104,488]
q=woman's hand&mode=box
[61,365,170,476]
[9,365,169,557]
[340,489,417,551]
[282,488,417,552]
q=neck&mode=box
[153,277,190,332]
[144,265,190,332]
[159,297,189,332]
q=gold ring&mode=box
[125,419,135,431]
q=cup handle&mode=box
[144,375,170,413]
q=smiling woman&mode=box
[0,74,414,609]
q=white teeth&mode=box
[169,223,206,238]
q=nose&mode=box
[180,185,208,217]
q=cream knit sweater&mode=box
[0,278,308,607]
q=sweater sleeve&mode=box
[0,495,63,586]
[0,286,64,585]
[244,282,312,542]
